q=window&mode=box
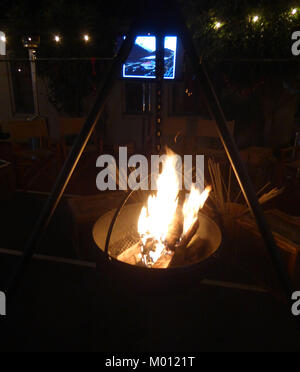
[124,81,152,114]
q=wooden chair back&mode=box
[9,119,48,143]
[59,118,86,137]
[58,118,87,159]
[196,119,235,138]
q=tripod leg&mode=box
[173,6,294,304]
[6,32,136,299]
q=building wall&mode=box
[36,77,61,138]
[105,80,234,154]
[1,63,233,150]
[106,80,145,151]
[0,56,13,123]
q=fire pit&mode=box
[93,203,221,269]
[93,200,221,294]
[93,150,222,293]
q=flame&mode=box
[137,150,210,266]
[138,152,180,263]
[182,185,211,234]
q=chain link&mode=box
[155,35,164,154]
[155,82,162,153]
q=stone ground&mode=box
[0,141,300,351]
[0,188,299,352]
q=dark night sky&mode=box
[0,0,138,24]
[0,0,146,56]
[0,0,14,21]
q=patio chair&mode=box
[9,118,58,190]
[281,132,300,181]
[58,117,103,174]
[280,132,300,161]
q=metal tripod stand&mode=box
[6,0,294,311]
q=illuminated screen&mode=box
[0,31,6,56]
[164,36,177,79]
[122,36,177,79]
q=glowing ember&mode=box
[137,150,211,267]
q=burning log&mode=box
[165,191,185,250]
[169,218,199,267]
[142,238,156,257]
[115,213,211,268]
[117,242,143,266]
[116,213,206,268]
[117,238,169,268]
[178,219,199,251]
[152,251,174,268]
[117,200,206,268]
[165,208,183,250]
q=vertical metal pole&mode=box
[28,48,39,116]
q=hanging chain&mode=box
[155,35,164,154]
[155,81,162,154]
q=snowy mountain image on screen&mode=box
[123,36,176,79]
[124,36,156,78]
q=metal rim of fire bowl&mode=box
[93,199,222,271]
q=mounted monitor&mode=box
[120,35,180,80]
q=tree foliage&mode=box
[179,0,300,147]
[181,0,300,60]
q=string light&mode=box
[37,6,300,49]
[214,21,222,30]
[31,6,300,49]
[83,34,90,42]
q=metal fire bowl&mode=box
[93,202,222,268]
[93,202,222,294]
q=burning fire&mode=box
[182,185,211,235]
[137,150,211,267]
